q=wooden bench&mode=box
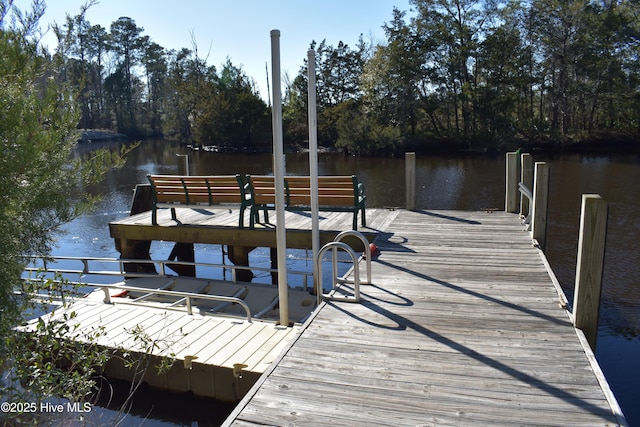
[246,175,366,230]
[147,174,251,227]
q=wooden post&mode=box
[574,195,608,350]
[406,152,416,211]
[228,246,255,283]
[130,184,153,216]
[167,243,196,277]
[115,238,156,275]
[505,152,519,213]
[531,162,549,251]
[270,247,278,285]
[520,153,533,217]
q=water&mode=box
[55,139,639,426]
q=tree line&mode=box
[50,0,640,154]
[0,1,637,419]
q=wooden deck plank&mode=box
[108,309,186,351]
[170,317,247,360]
[49,299,115,325]
[240,327,300,373]
[29,207,623,421]
[212,323,297,369]
[275,350,604,394]
[224,210,623,426]
[204,322,274,367]
[241,376,614,426]
[26,282,304,401]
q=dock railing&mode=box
[23,256,316,322]
[505,152,609,351]
[102,283,253,322]
[505,152,549,251]
[26,256,314,287]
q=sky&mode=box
[21,0,414,102]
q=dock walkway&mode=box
[224,209,625,426]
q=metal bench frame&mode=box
[245,175,366,230]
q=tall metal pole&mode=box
[270,30,289,326]
[307,49,320,296]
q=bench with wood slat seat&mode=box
[246,175,366,230]
[147,174,251,227]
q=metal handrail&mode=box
[315,241,360,305]
[21,279,253,322]
[98,283,253,322]
[23,255,318,323]
[25,256,312,285]
[518,182,533,227]
[334,230,372,285]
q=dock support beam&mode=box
[573,194,608,350]
[227,246,255,283]
[405,152,416,211]
[167,243,196,277]
[270,248,278,285]
[115,239,156,275]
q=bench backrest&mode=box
[247,175,278,205]
[286,176,358,207]
[246,175,360,207]
[147,175,244,205]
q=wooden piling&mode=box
[405,152,416,211]
[505,152,519,213]
[167,243,196,276]
[130,184,153,216]
[531,162,549,251]
[227,246,255,283]
[573,194,608,350]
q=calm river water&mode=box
[56,139,639,426]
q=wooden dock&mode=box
[224,209,626,426]
[24,278,313,402]
[23,208,393,403]
[109,206,388,251]
[27,203,626,424]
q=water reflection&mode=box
[540,153,640,338]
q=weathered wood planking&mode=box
[225,210,624,426]
[24,295,302,402]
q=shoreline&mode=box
[79,129,639,156]
[77,129,128,143]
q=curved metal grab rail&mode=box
[315,241,360,305]
[518,182,533,227]
[333,230,372,285]
[99,283,253,322]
